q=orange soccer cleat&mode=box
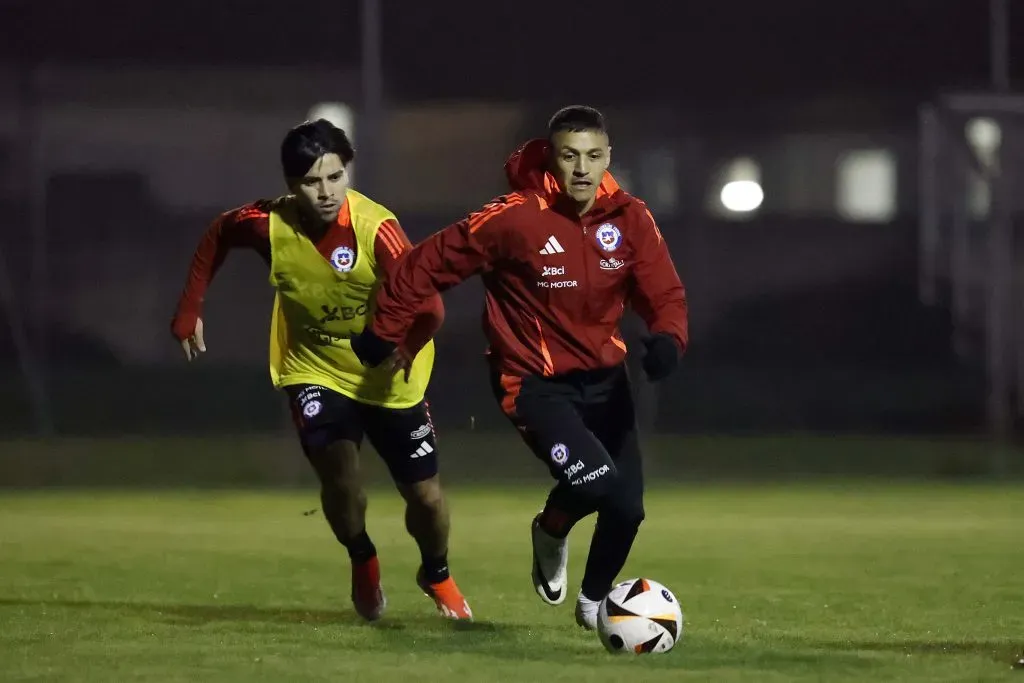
[416,567,473,620]
[351,556,386,621]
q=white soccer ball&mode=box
[597,578,684,655]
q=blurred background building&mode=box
[0,0,1021,471]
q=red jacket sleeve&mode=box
[370,193,528,343]
[170,203,270,341]
[628,203,689,354]
[373,218,445,356]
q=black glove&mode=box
[350,327,396,368]
[641,333,680,382]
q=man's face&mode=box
[289,153,349,224]
[549,129,611,206]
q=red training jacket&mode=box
[371,138,688,378]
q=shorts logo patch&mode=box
[410,424,431,440]
[410,441,434,459]
[550,442,569,466]
[329,246,355,273]
[302,400,322,418]
[595,223,622,252]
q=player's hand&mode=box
[380,348,413,383]
[350,326,396,368]
[641,333,680,382]
[180,317,207,361]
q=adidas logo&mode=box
[539,236,565,255]
[410,441,434,459]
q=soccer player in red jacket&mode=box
[352,106,688,629]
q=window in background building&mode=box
[707,156,763,218]
[835,149,896,222]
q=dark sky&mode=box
[5,0,1020,104]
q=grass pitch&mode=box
[1,484,1022,682]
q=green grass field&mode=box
[2,484,1023,682]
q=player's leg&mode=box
[362,400,472,619]
[574,365,646,629]
[286,384,385,621]
[491,370,617,607]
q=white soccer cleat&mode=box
[574,590,600,630]
[531,514,568,605]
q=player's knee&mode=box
[621,505,645,530]
[601,489,645,529]
[323,477,365,507]
[318,460,365,507]
[401,476,446,515]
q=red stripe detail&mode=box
[467,194,527,234]
[377,222,405,259]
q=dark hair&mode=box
[280,119,355,178]
[547,105,606,138]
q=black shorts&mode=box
[489,363,643,500]
[285,384,439,484]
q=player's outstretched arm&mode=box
[352,194,526,368]
[372,218,446,357]
[371,217,445,381]
[170,203,270,362]
[628,203,689,381]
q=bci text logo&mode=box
[542,265,566,277]
[564,460,587,480]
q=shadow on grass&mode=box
[808,636,1022,665]
[0,596,359,626]
[0,596,527,640]
[0,596,610,663]
[12,597,1005,670]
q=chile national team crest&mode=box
[595,223,622,252]
[329,246,355,273]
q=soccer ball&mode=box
[596,578,684,655]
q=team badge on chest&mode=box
[595,223,622,252]
[329,246,355,273]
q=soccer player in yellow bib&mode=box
[170,119,472,621]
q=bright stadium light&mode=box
[308,102,357,184]
[711,156,763,216]
[966,117,1001,168]
[720,180,764,213]
[308,102,355,139]
[965,118,1001,218]
[836,149,896,222]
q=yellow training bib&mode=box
[267,191,434,408]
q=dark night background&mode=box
[0,0,1021,449]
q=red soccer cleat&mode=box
[351,556,386,621]
[416,568,473,620]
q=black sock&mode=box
[580,514,640,602]
[343,529,377,564]
[541,486,599,539]
[537,506,575,539]
[420,551,450,583]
